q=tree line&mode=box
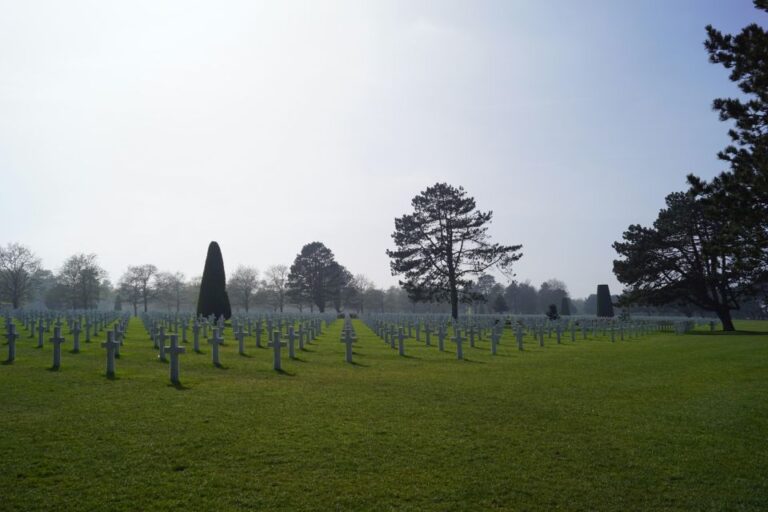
[2,239,762,319]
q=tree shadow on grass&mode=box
[213,363,229,370]
[300,348,316,353]
[460,358,486,364]
[168,382,191,391]
[687,330,768,336]
[239,353,254,358]
[2,359,13,365]
[291,357,307,363]
[275,368,295,377]
[105,373,119,381]
[399,354,419,360]
[348,360,369,367]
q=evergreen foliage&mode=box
[613,2,768,329]
[287,242,351,313]
[196,241,232,320]
[387,183,522,319]
[546,304,559,320]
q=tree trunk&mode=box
[716,307,736,331]
[450,288,459,320]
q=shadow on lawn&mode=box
[688,330,768,336]
[168,382,191,391]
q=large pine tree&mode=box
[387,183,522,319]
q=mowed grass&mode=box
[0,317,767,511]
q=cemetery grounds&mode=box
[0,316,766,511]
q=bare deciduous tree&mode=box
[0,243,42,309]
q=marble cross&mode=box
[192,321,201,352]
[268,330,286,371]
[49,326,66,370]
[340,328,356,364]
[490,327,500,356]
[235,326,246,355]
[101,330,119,378]
[5,323,18,363]
[72,320,82,353]
[209,328,224,366]
[287,326,296,360]
[157,327,168,362]
[437,324,446,352]
[452,329,464,360]
[166,333,186,384]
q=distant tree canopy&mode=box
[155,271,186,313]
[387,183,522,319]
[118,264,157,316]
[227,265,259,313]
[287,242,350,313]
[538,279,568,314]
[0,243,41,309]
[265,264,290,312]
[197,241,232,320]
[56,253,106,310]
[492,293,508,313]
[504,281,539,314]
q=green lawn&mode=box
[1,318,766,511]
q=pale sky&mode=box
[0,1,761,298]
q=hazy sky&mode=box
[0,1,761,298]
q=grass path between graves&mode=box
[1,318,767,511]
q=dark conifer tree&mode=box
[197,241,232,320]
[546,304,559,320]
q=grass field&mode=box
[1,317,766,511]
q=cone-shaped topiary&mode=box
[596,284,614,318]
[560,296,571,316]
[197,241,232,320]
